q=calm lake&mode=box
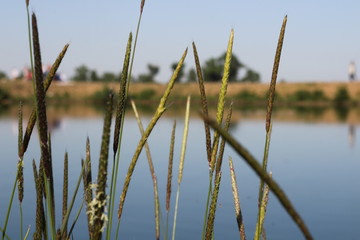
[0,104,359,239]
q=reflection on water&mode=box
[0,104,359,239]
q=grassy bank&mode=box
[1,80,360,105]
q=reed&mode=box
[32,14,56,225]
[215,101,233,175]
[117,48,187,222]
[210,29,234,172]
[255,15,287,240]
[92,92,114,240]
[192,42,212,163]
[228,157,246,240]
[172,96,191,240]
[59,159,86,239]
[107,32,132,240]
[83,137,94,239]
[201,29,234,240]
[205,172,221,240]
[32,160,45,240]
[165,120,176,240]
[202,115,313,240]
[22,43,69,155]
[17,102,24,239]
[131,99,160,240]
[61,152,69,239]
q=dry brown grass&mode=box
[3,81,360,101]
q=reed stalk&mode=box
[205,172,221,240]
[92,92,114,240]
[192,42,211,163]
[61,152,69,239]
[210,29,234,172]
[171,96,191,240]
[255,173,271,240]
[25,0,35,94]
[32,14,56,226]
[83,137,94,238]
[22,43,69,155]
[107,32,132,240]
[228,157,246,240]
[117,48,187,223]
[43,172,56,240]
[1,171,18,240]
[110,2,144,238]
[59,160,86,238]
[215,102,233,175]
[17,102,24,239]
[165,121,176,240]
[131,100,160,240]
[255,16,287,240]
[202,29,234,240]
[202,115,313,240]
[32,160,46,240]
[68,200,85,238]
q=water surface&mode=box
[0,105,359,239]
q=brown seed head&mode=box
[140,0,145,14]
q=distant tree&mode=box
[171,62,185,82]
[240,69,260,83]
[187,68,197,82]
[148,64,159,77]
[0,71,7,80]
[101,72,118,82]
[137,64,159,83]
[203,53,243,82]
[72,65,90,82]
[90,70,99,82]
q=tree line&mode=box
[0,52,260,83]
[72,52,260,83]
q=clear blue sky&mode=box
[2,0,360,83]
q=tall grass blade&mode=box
[228,157,246,240]
[92,92,114,240]
[43,172,56,240]
[172,96,191,240]
[0,228,10,240]
[204,172,221,240]
[202,115,313,240]
[59,161,86,238]
[256,15,287,239]
[131,99,160,240]
[117,48,187,222]
[68,200,85,238]
[192,42,212,163]
[165,120,176,240]
[107,32,133,240]
[1,171,18,240]
[25,0,35,96]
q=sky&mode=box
[2,0,360,83]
